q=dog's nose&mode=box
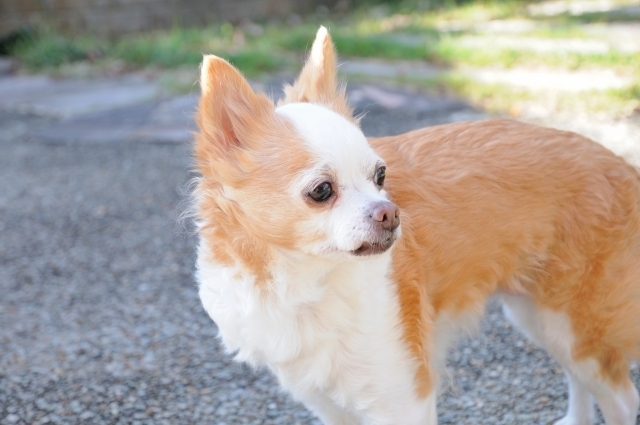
[370,202,400,231]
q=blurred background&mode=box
[1,0,639,143]
[1,0,639,424]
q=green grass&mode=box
[12,33,96,68]
[10,26,288,75]
[6,1,526,73]
[11,24,436,74]
[428,37,640,73]
[519,24,590,39]
[275,25,434,59]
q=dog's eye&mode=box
[374,166,386,187]
[309,182,333,202]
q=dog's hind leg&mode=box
[298,392,361,425]
[552,368,596,425]
[500,293,639,425]
[586,379,639,425]
[553,360,638,425]
[500,293,594,425]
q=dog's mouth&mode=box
[351,237,395,256]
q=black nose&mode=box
[369,202,400,231]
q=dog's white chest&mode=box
[196,242,430,420]
[197,244,393,366]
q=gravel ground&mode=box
[1,104,639,425]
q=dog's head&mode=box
[195,27,400,260]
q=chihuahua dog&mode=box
[193,27,640,425]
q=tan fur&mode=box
[195,56,313,286]
[278,26,358,125]
[372,120,640,389]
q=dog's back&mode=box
[372,118,640,423]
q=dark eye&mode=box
[374,166,386,187]
[309,182,333,202]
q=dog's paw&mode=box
[553,414,594,425]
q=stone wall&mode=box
[0,0,336,36]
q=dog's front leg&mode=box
[299,392,361,425]
[356,390,438,425]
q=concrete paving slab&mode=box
[0,75,161,118]
[28,99,198,145]
[348,84,470,115]
[340,58,442,80]
[29,102,159,144]
[146,95,199,126]
[0,58,16,76]
[0,72,479,144]
[349,85,409,109]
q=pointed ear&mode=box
[280,26,357,124]
[196,55,275,160]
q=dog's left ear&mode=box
[280,26,357,125]
[196,55,276,163]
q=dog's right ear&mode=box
[196,55,275,161]
[280,26,357,124]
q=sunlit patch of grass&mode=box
[427,36,640,73]
[602,78,640,116]
[432,72,640,119]
[348,65,640,119]
[544,82,640,119]
[535,8,640,25]
[519,24,590,39]
[427,38,523,68]
[435,74,534,113]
